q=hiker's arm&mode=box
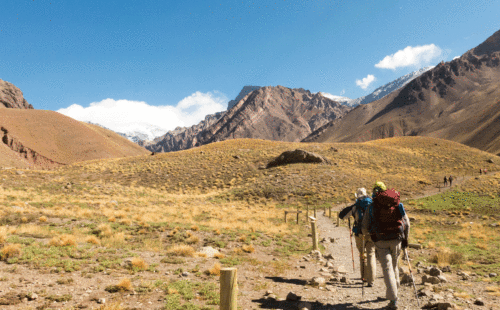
[338,204,354,220]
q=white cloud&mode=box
[375,44,443,70]
[356,74,376,90]
[453,56,460,60]
[340,89,345,96]
[57,91,227,136]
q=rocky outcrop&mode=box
[266,149,330,169]
[0,80,33,109]
[227,86,261,110]
[1,127,63,168]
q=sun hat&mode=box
[355,187,368,199]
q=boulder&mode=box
[286,292,301,301]
[310,277,326,287]
[429,267,442,277]
[266,149,330,168]
[422,275,441,285]
[198,246,220,258]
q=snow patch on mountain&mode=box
[348,66,435,107]
[317,93,354,106]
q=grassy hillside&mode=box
[0,137,498,309]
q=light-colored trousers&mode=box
[355,234,376,284]
[374,239,402,301]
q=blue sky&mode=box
[1,0,499,134]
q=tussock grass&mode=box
[131,257,148,271]
[49,234,76,247]
[85,235,100,245]
[205,262,221,276]
[166,245,195,257]
[430,247,464,266]
[1,244,22,260]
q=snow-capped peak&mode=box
[317,92,354,105]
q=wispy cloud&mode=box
[356,74,376,90]
[340,89,346,96]
[57,91,227,135]
[375,44,443,70]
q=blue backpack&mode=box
[352,197,372,235]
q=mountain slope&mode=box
[148,85,351,153]
[0,109,148,168]
[304,29,500,155]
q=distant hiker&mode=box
[484,168,488,175]
[480,168,483,175]
[443,176,448,187]
[362,182,410,310]
[338,188,376,287]
[449,175,454,186]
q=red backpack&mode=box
[369,189,405,242]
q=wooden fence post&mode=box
[296,210,300,224]
[336,211,340,226]
[284,211,287,223]
[329,207,331,218]
[310,218,319,251]
[220,268,237,310]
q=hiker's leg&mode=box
[355,234,365,281]
[375,240,398,301]
[365,237,376,285]
[389,239,402,289]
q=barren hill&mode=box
[0,109,148,169]
[304,29,500,155]
[0,79,33,109]
[148,85,351,153]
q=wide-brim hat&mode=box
[355,187,368,198]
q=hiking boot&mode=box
[386,300,398,310]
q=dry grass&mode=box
[85,235,100,245]
[214,253,225,259]
[205,262,221,276]
[486,286,500,297]
[453,292,470,299]
[49,234,76,247]
[242,244,255,253]
[131,257,148,270]
[430,247,464,266]
[166,245,195,257]
[116,278,133,291]
[0,228,7,244]
[39,216,47,222]
[1,244,22,260]
[97,224,113,238]
[185,235,200,245]
[190,225,199,231]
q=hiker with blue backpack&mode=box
[361,182,411,310]
[338,187,377,288]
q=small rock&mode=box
[489,273,497,277]
[325,285,336,292]
[422,275,441,285]
[319,267,328,272]
[333,265,347,274]
[265,290,273,296]
[400,273,413,284]
[418,289,433,297]
[181,272,189,277]
[27,293,38,301]
[267,294,277,300]
[297,301,313,310]
[490,223,499,227]
[442,266,452,273]
[97,298,105,304]
[310,277,326,287]
[300,265,306,269]
[430,267,442,277]
[324,253,334,260]
[437,275,448,283]
[474,298,485,306]
[285,292,301,301]
[340,276,349,283]
[325,261,334,268]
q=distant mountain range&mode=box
[304,29,500,155]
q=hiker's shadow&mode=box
[265,276,308,286]
[252,297,388,310]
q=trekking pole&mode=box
[404,248,420,307]
[348,218,355,271]
[361,237,365,298]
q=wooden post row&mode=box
[220,268,237,310]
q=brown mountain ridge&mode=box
[304,29,500,155]
[148,85,351,153]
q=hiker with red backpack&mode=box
[338,188,377,288]
[361,182,411,310]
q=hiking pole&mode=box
[361,237,365,298]
[404,248,420,307]
[348,218,355,272]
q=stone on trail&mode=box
[310,277,326,287]
[422,301,455,309]
[400,272,414,284]
[437,275,448,283]
[422,275,441,285]
[474,298,485,306]
[297,301,313,310]
[429,267,442,277]
[333,265,347,274]
[286,292,301,301]
[340,276,349,283]
[489,272,498,277]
